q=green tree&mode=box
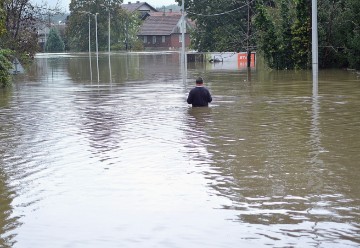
[45,28,65,52]
[66,0,141,52]
[251,0,359,70]
[0,50,12,88]
[317,0,345,68]
[0,0,5,37]
[342,0,360,69]
[184,0,359,70]
[1,0,62,61]
[316,0,359,69]
[254,3,279,68]
[278,0,295,69]
[108,10,142,50]
[2,0,39,60]
[254,0,311,69]
[180,0,256,53]
[290,0,311,69]
[0,0,11,88]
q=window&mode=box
[143,36,147,43]
[152,36,156,44]
[162,36,165,43]
[179,34,182,43]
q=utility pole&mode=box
[312,0,318,95]
[108,10,111,54]
[125,18,129,51]
[95,13,99,83]
[88,14,91,57]
[181,0,186,84]
[88,14,92,81]
[108,7,111,84]
[79,10,98,81]
[246,0,251,68]
[181,0,185,57]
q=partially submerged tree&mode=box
[66,0,142,52]
[1,0,63,61]
[182,0,359,70]
[254,0,311,69]
[0,0,5,37]
[180,0,256,54]
[0,49,12,88]
[0,0,11,88]
[342,0,360,70]
[290,0,311,69]
[255,0,359,70]
[106,8,142,51]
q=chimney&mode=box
[136,1,140,3]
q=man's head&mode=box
[196,77,204,85]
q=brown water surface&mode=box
[0,52,359,247]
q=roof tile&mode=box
[138,15,182,36]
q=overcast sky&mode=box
[31,0,178,12]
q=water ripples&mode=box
[0,55,359,247]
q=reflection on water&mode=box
[0,53,359,247]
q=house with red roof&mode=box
[138,11,193,50]
[123,2,193,50]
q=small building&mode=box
[137,12,193,50]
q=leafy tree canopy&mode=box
[0,49,12,88]
[342,0,360,69]
[254,0,311,69]
[1,0,63,60]
[180,0,359,70]
[0,0,6,37]
[178,0,255,53]
[46,28,65,52]
[66,0,142,52]
[255,0,360,69]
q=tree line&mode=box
[0,0,143,87]
[180,0,360,70]
[66,0,142,52]
[0,0,65,87]
[1,0,360,87]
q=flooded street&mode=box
[1,52,360,247]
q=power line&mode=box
[186,0,255,17]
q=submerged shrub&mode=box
[0,49,12,88]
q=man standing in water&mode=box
[187,77,212,107]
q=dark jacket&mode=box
[187,86,212,107]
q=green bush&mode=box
[0,49,12,88]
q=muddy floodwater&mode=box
[1,52,360,247]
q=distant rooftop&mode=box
[150,11,182,17]
[121,1,157,12]
[138,15,182,36]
